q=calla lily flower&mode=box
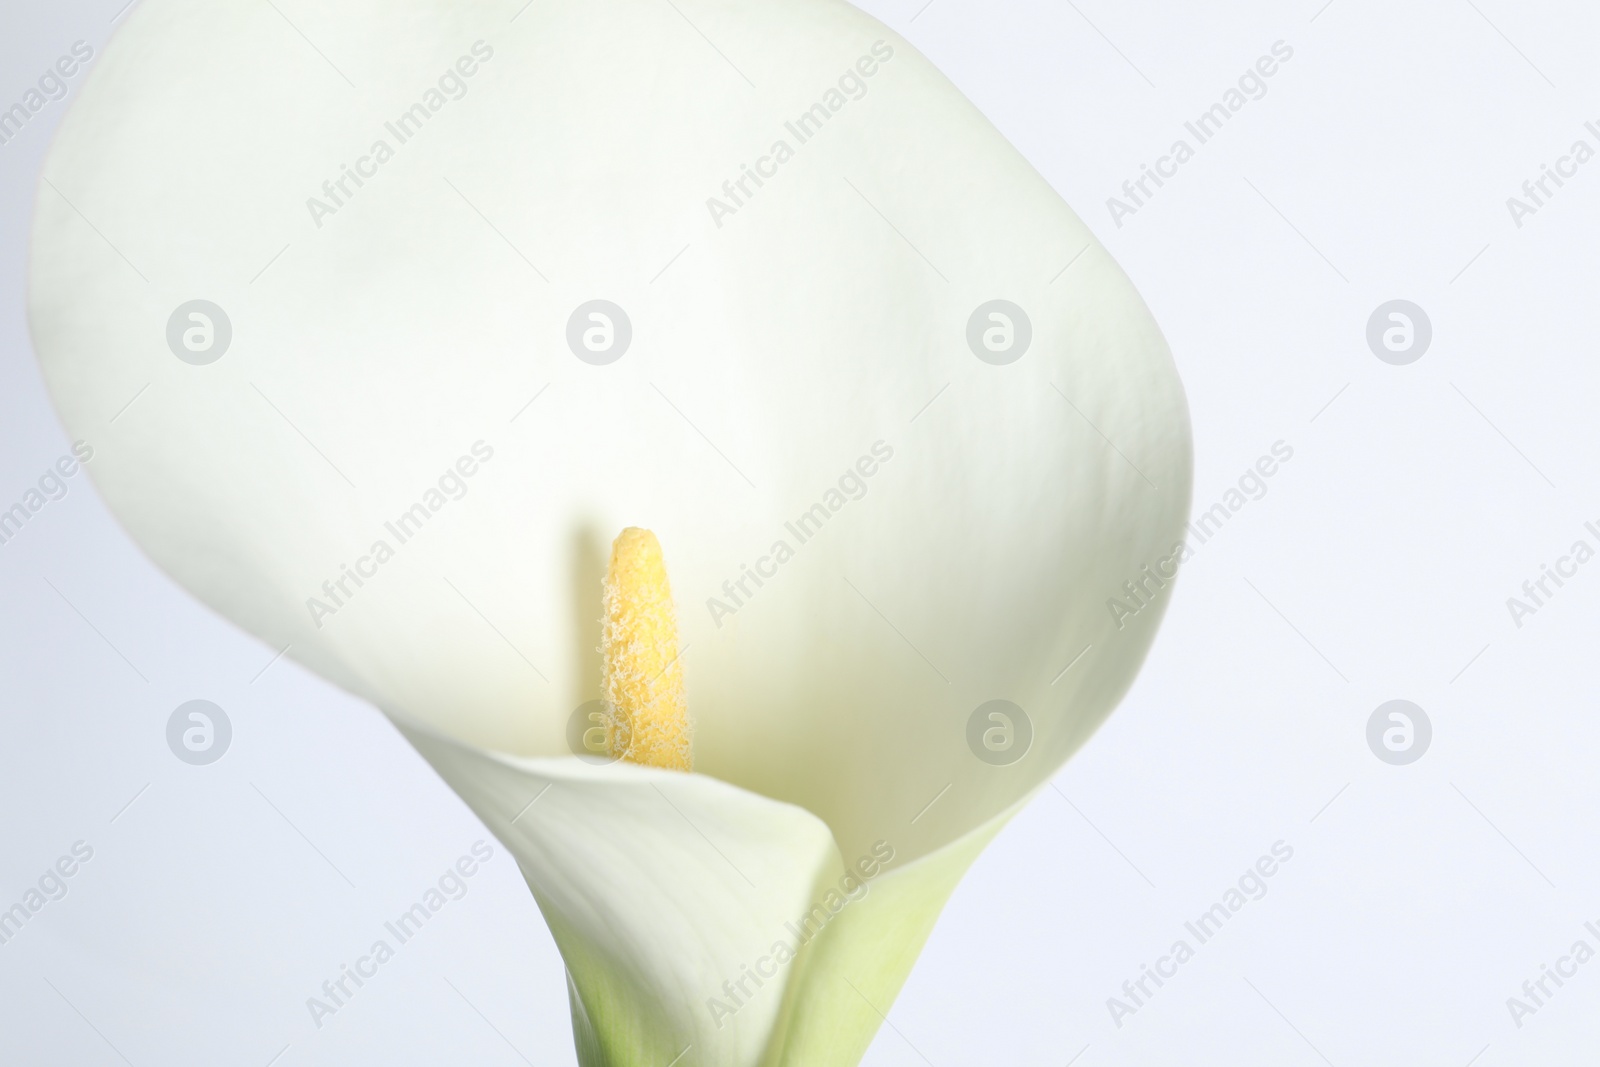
[28,1,1191,1064]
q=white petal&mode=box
[31,8,1191,1061]
[401,724,821,1065]
[30,0,1190,864]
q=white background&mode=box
[4,1,1599,1065]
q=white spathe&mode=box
[28,1,1192,1064]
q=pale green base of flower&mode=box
[759,817,1009,1067]
[539,791,1019,1067]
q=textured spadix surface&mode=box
[29,1,1191,1064]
